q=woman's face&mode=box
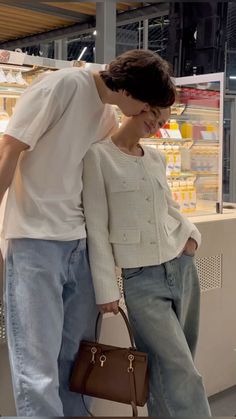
[126,107,171,138]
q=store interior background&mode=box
[1,0,236,416]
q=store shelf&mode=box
[167,172,195,178]
[141,137,218,144]
[0,83,27,97]
[141,137,191,144]
[191,171,219,176]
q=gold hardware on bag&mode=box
[90,347,97,364]
[128,354,134,372]
[100,354,106,367]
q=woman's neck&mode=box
[111,125,143,156]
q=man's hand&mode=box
[98,300,119,315]
[182,237,197,256]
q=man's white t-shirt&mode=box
[2,68,118,241]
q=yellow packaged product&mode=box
[181,121,193,139]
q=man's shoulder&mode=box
[32,68,91,91]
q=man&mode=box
[0,49,176,416]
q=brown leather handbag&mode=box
[69,307,149,417]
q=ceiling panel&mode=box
[0,1,144,44]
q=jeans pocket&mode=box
[122,267,144,280]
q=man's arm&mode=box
[0,134,28,288]
[0,134,29,204]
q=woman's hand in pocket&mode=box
[182,237,197,256]
[98,300,119,315]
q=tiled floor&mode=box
[209,385,236,416]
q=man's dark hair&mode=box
[100,49,176,108]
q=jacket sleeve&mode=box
[83,147,121,305]
[159,151,202,248]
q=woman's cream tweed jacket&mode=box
[83,139,201,304]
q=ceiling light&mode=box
[77,47,87,61]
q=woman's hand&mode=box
[98,300,119,315]
[182,237,197,256]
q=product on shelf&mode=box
[169,119,179,130]
[158,144,182,177]
[163,145,174,176]
[0,68,7,83]
[171,180,182,210]
[181,121,193,139]
[172,145,181,175]
[196,176,218,202]
[6,70,16,84]
[187,178,197,212]
[190,145,219,173]
[168,177,197,213]
[15,71,28,85]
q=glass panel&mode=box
[141,79,222,216]
[223,98,231,201]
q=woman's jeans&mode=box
[4,238,98,417]
[123,253,211,417]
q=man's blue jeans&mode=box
[123,253,211,417]
[4,238,98,416]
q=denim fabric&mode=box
[4,238,98,416]
[122,254,211,417]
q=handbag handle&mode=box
[95,307,136,349]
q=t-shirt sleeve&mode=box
[5,84,62,150]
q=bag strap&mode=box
[129,369,139,417]
[95,307,136,349]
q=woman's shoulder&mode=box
[143,145,166,165]
[84,138,112,159]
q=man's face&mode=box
[117,91,150,116]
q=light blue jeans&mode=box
[4,238,98,416]
[122,253,211,417]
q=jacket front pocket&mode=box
[109,229,140,244]
[164,215,181,236]
[109,178,139,193]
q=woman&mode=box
[82,107,211,417]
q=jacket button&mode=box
[150,241,156,245]
[146,197,151,202]
[123,234,127,241]
[142,177,146,181]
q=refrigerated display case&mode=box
[140,73,224,216]
[0,49,87,137]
